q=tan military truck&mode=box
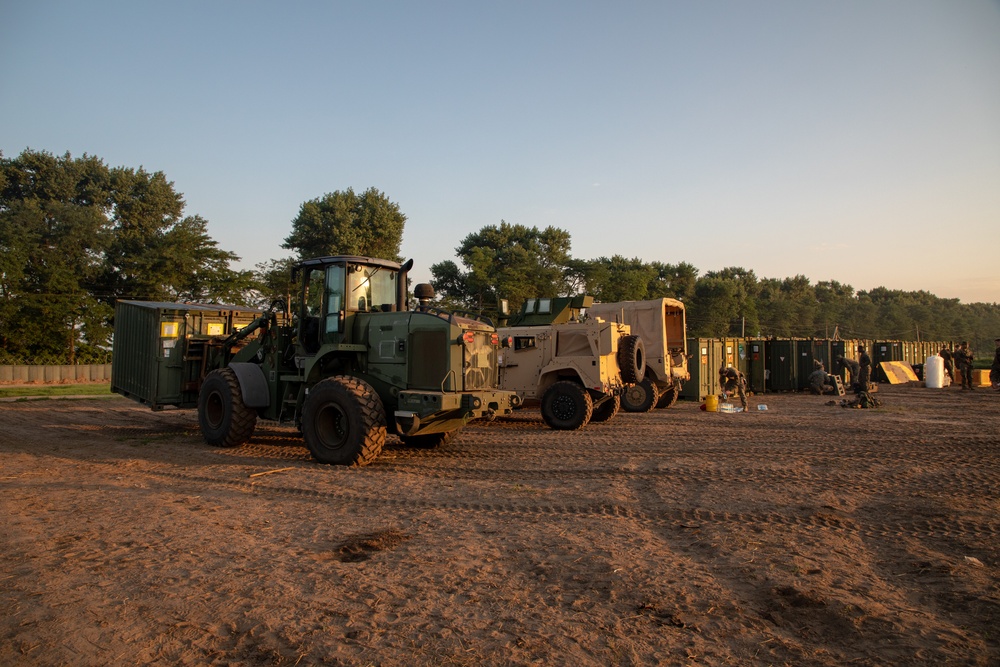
[588,298,690,412]
[498,296,644,430]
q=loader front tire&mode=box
[302,376,386,466]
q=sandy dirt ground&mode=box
[1,383,998,666]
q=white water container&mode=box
[924,354,945,389]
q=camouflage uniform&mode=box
[719,367,748,410]
[808,369,833,395]
[939,346,954,383]
[955,343,974,390]
[856,348,872,393]
[833,355,860,387]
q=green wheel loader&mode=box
[112,255,520,465]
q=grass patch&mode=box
[0,383,114,399]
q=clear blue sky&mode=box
[3,1,999,303]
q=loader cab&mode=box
[292,255,413,353]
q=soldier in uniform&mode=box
[990,338,1000,391]
[718,365,749,411]
[833,354,860,389]
[856,345,872,393]
[807,365,834,395]
[939,344,954,383]
[955,341,974,390]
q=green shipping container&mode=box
[767,339,798,392]
[682,338,726,401]
[111,300,261,410]
[796,339,832,390]
[747,339,767,393]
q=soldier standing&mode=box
[718,365,749,411]
[990,338,1000,391]
[939,344,954,383]
[857,345,872,393]
[955,341,975,390]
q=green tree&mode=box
[562,258,609,298]
[1,149,253,361]
[648,261,698,301]
[283,187,405,261]
[433,221,572,316]
[250,257,298,309]
[689,276,739,337]
[590,256,656,303]
[702,267,760,336]
[158,215,255,304]
[0,150,112,360]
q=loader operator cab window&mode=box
[347,263,398,313]
[301,268,326,353]
[324,264,345,334]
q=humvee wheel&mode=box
[399,429,461,449]
[541,380,593,430]
[622,378,659,413]
[302,376,386,466]
[655,382,680,409]
[589,393,620,423]
[198,368,257,448]
[617,335,646,384]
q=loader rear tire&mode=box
[302,376,386,466]
[198,368,257,448]
[541,380,593,430]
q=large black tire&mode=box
[198,368,257,448]
[617,335,646,385]
[301,376,386,466]
[541,380,593,430]
[654,382,680,409]
[622,378,659,413]
[399,429,461,449]
[589,393,620,423]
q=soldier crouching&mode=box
[719,365,749,411]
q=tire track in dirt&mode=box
[141,468,1000,542]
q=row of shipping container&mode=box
[679,338,955,401]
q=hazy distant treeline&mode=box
[3,149,997,363]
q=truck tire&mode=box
[617,335,645,384]
[399,429,460,449]
[655,382,680,409]
[622,378,659,413]
[541,380,593,430]
[302,376,386,466]
[589,393,620,423]
[198,368,258,448]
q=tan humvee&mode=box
[588,298,690,412]
[498,296,644,430]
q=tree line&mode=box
[2,149,997,363]
[430,222,1000,352]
